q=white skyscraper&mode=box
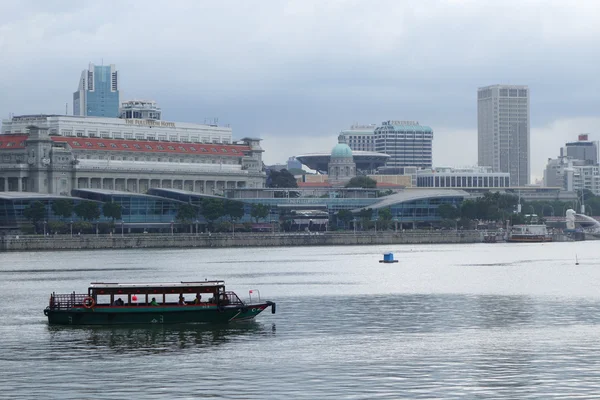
[477,84,530,186]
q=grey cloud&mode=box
[0,0,599,176]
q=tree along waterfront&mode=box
[15,191,593,236]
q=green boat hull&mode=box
[44,303,274,326]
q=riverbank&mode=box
[0,231,489,252]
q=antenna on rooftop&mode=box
[65,103,68,115]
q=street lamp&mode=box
[70,220,73,237]
[121,220,124,237]
[171,220,174,236]
[543,204,554,217]
[43,220,47,236]
[563,203,571,217]
[195,220,199,236]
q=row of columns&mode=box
[0,177,24,192]
[76,177,245,194]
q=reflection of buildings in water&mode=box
[47,322,275,354]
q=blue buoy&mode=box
[379,252,399,263]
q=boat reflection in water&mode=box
[47,322,276,355]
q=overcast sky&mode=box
[1,0,599,181]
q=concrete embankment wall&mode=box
[0,231,484,252]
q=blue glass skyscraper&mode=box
[73,63,119,117]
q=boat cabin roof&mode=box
[88,281,225,294]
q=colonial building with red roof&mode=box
[0,125,265,195]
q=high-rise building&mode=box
[565,134,598,165]
[73,63,120,117]
[342,124,376,152]
[374,120,433,169]
[477,84,530,186]
[544,134,600,195]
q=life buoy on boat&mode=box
[82,297,96,309]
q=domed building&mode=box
[328,135,356,185]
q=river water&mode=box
[1,242,600,399]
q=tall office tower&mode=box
[73,63,120,117]
[477,85,530,186]
[565,134,598,165]
[373,120,433,169]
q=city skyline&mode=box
[1,1,599,181]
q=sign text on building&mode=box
[125,119,176,128]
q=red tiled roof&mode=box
[51,137,250,156]
[0,135,27,149]
[0,134,250,156]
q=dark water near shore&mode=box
[2,242,600,399]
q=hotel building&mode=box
[0,101,266,195]
[374,121,433,169]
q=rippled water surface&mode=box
[2,242,600,399]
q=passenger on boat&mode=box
[178,295,186,305]
[220,293,230,305]
[150,297,159,306]
[194,294,202,304]
[114,298,124,306]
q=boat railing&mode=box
[222,291,244,306]
[48,292,89,310]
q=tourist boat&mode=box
[507,224,553,243]
[43,280,276,325]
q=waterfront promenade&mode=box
[0,230,486,252]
